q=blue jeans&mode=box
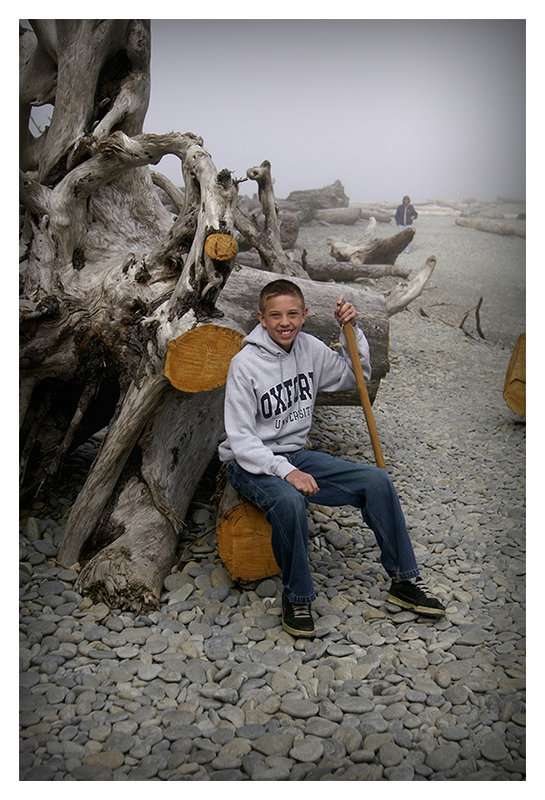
[226,450,419,604]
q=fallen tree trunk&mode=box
[328,217,414,264]
[315,206,361,225]
[283,179,349,222]
[455,217,525,238]
[359,209,392,223]
[234,250,411,280]
[302,260,412,282]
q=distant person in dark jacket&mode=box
[395,195,418,252]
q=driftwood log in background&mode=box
[455,217,526,238]
[233,251,411,281]
[328,217,414,265]
[315,206,361,225]
[303,261,412,283]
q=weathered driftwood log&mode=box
[217,265,390,405]
[384,256,437,316]
[234,251,411,281]
[76,384,228,607]
[286,179,349,214]
[359,208,392,223]
[328,217,414,265]
[302,261,412,282]
[239,208,299,250]
[73,320,245,598]
[455,217,525,238]
[216,482,278,584]
[315,206,361,225]
[233,160,307,276]
[54,139,241,574]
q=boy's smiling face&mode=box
[257,293,308,352]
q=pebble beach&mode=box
[19,206,526,782]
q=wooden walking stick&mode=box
[340,303,386,470]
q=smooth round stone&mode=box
[144,635,169,654]
[405,689,427,703]
[314,614,342,630]
[398,649,429,669]
[479,733,509,762]
[442,725,470,742]
[253,732,294,757]
[379,741,404,767]
[333,725,363,753]
[382,702,408,720]
[290,739,324,762]
[455,625,488,646]
[116,644,140,659]
[137,663,162,681]
[334,696,375,714]
[280,698,319,719]
[33,539,57,556]
[199,685,239,704]
[255,579,278,598]
[305,718,339,737]
[425,743,460,771]
[326,643,355,657]
[38,580,66,596]
[204,636,233,661]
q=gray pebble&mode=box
[290,739,324,762]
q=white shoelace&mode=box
[292,604,311,618]
[414,579,435,598]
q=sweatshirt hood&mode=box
[242,323,296,359]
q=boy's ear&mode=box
[257,310,266,327]
[302,307,308,324]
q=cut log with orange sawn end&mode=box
[216,483,279,584]
[204,232,238,261]
[503,333,526,418]
[164,324,244,392]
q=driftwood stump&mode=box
[328,217,414,265]
[216,483,278,584]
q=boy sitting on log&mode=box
[218,278,445,637]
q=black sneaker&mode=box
[387,578,446,616]
[282,594,316,637]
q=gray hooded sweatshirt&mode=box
[218,322,371,478]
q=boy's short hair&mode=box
[258,279,306,313]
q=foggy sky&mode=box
[145,19,525,204]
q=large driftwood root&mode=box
[75,476,177,612]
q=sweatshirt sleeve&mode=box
[222,358,294,478]
[315,325,372,391]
